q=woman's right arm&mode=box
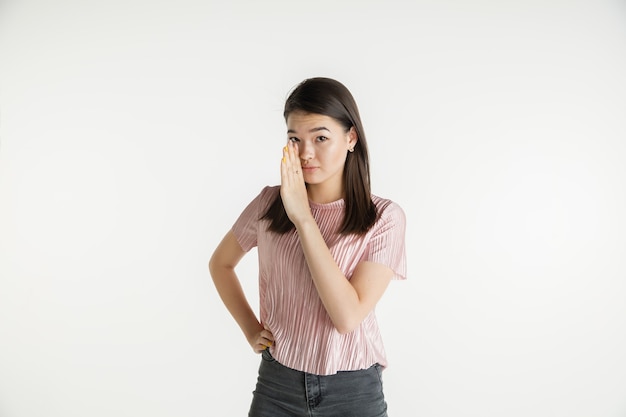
[209,230,274,353]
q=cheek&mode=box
[315,143,348,166]
[328,148,348,166]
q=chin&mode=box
[303,178,322,185]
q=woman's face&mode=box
[286,111,357,200]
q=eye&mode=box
[288,137,300,143]
[316,136,328,142]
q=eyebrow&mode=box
[287,126,331,134]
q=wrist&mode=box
[243,321,263,342]
[293,214,316,232]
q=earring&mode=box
[348,148,355,153]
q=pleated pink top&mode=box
[232,185,407,376]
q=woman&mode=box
[209,77,406,417]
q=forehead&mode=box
[286,112,341,132]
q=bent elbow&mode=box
[336,327,353,335]
[208,257,216,275]
[334,318,360,335]
[208,254,224,278]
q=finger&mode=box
[281,145,290,186]
[286,143,295,172]
[260,329,275,342]
[290,142,301,171]
[287,142,301,177]
[253,339,273,353]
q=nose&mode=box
[299,141,314,163]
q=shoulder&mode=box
[371,194,405,219]
[238,185,280,216]
[369,195,406,233]
[259,184,280,199]
[252,184,280,206]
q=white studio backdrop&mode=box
[1,1,625,416]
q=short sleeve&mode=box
[231,186,277,252]
[362,202,407,280]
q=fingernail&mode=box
[282,157,286,163]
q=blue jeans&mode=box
[248,348,388,417]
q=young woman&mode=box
[209,77,407,417]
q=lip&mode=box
[302,167,318,172]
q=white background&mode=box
[1,1,626,416]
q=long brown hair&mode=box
[261,77,377,235]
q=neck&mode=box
[306,183,344,204]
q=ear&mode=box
[347,127,358,150]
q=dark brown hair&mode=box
[261,77,377,235]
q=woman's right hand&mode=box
[249,328,275,353]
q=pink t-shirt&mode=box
[232,185,407,375]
